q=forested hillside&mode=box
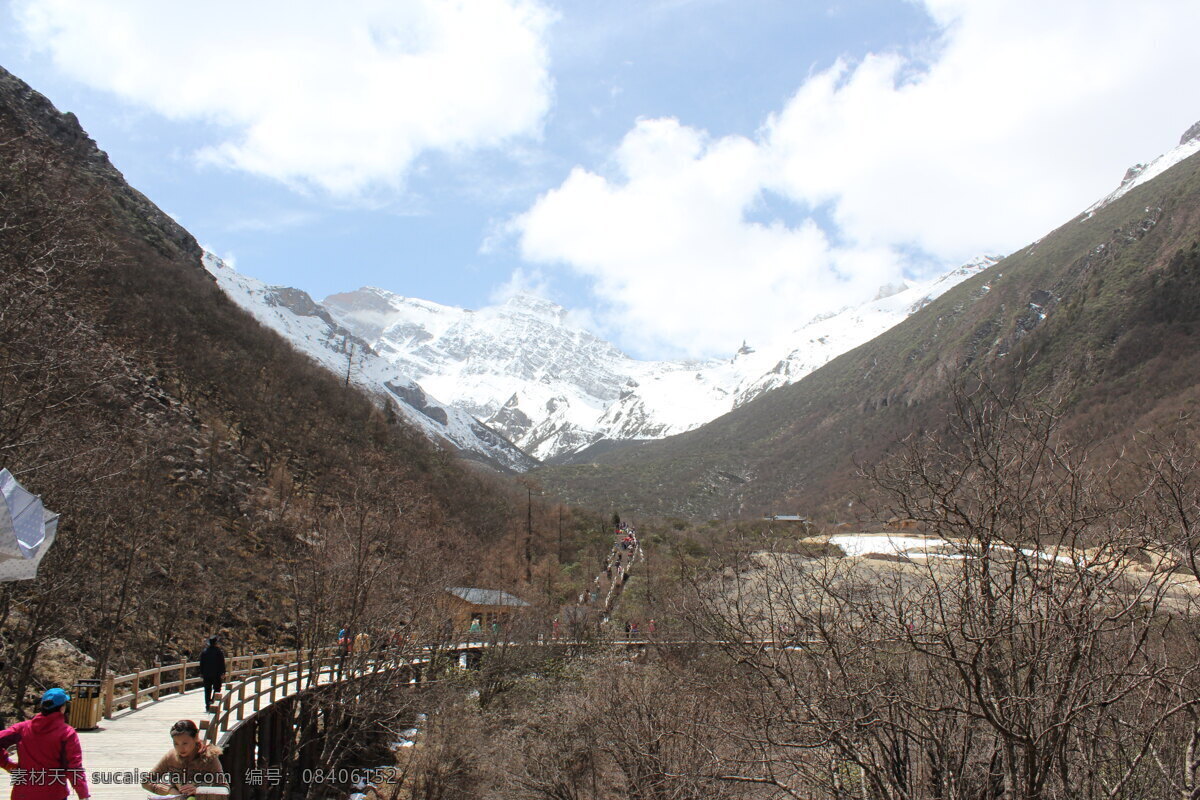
[0,66,589,714]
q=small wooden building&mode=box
[444,587,530,632]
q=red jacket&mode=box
[0,712,91,800]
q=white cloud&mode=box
[487,267,600,334]
[14,0,554,196]
[515,0,1200,358]
[201,246,237,270]
[764,0,1200,258]
[487,266,550,304]
[517,118,897,357]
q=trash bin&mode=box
[67,679,102,730]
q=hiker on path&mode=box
[336,627,351,679]
[142,719,227,797]
[0,689,92,800]
[199,636,226,711]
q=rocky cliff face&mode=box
[1181,119,1200,146]
[0,66,200,264]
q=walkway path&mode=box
[1,686,207,800]
[565,523,643,634]
[0,634,793,800]
[0,653,395,800]
[0,527,651,800]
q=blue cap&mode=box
[40,688,70,710]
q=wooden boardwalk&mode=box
[1,686,210,800]
[0,659,353,800]
[0,635,736,800]
[0,530,660,799]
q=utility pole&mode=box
[342,335,355,387]
[646,538,653,609]
[525,486,533,584]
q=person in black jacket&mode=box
[198,636,226,711]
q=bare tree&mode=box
[685,385,1200,800]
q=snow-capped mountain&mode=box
[321,256,998,461]
[1084,120,1200,216]
[202,253,538,472]
[200,121,1199,467]
[592,256,1001,446]
[316,121,1200,462]
[323,290,639,460]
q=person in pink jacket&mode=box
[0,688,91,800]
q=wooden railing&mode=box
[202,638,820,746]
[103,636,761,725]
[205,647,412,746]
[102,648,337,720]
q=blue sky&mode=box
[2,0,1198,359]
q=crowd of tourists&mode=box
[573,522,638,610]
[547,521,655,640]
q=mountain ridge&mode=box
[531,123,1200,517]
[318,257,998,460]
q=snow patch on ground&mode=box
[828,533,1075,565]
[828,533,952,558]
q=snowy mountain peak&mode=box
[1085,119,1200,216]
[202,254,536,472]
[500,292,570,322]
[207,249,1003,462]
[314,256,1001,460]
[1182,120,1200,147]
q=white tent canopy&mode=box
[0,469,59,581]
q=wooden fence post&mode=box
[102,677,114,719]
